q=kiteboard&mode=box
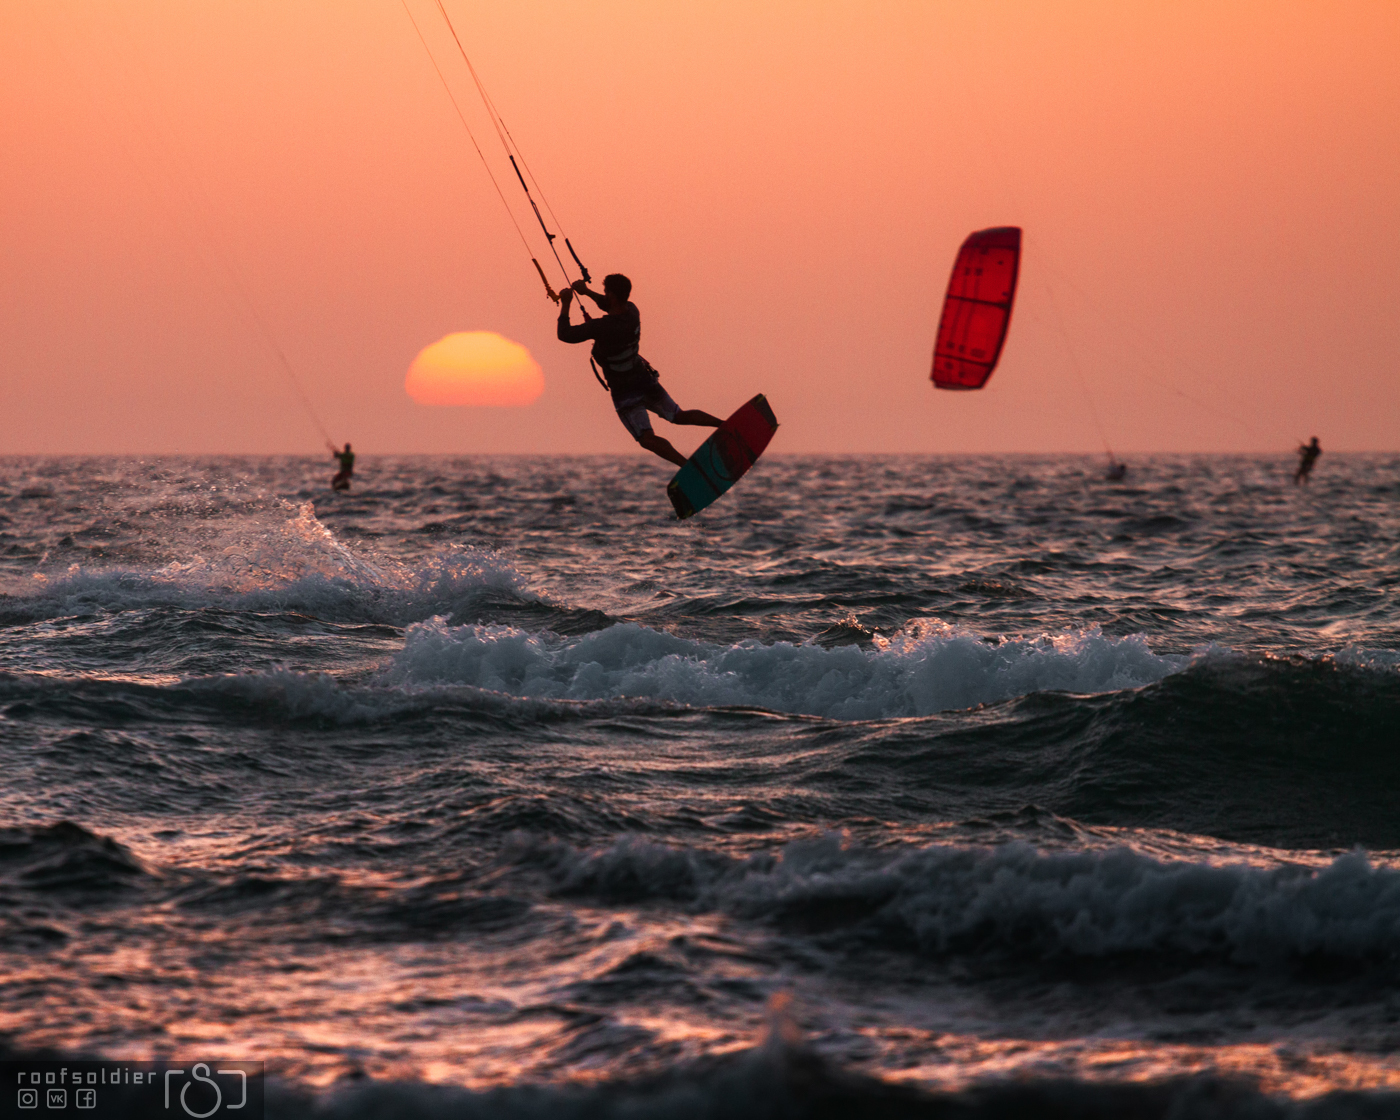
[667,394,777,519]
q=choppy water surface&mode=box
[2,453,1398,1117]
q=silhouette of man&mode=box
[557,273,721,467]
[329,442,354,490]
[1294,436,1321,485]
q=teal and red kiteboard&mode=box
[667,394,778,519]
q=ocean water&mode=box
[2,452,1398,1118]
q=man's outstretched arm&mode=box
[557,287,602,343]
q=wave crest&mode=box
[384,617,1182,717]
[535,835,1400,965]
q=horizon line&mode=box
[0,449,1393,459]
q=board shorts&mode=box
[615,383,681,440]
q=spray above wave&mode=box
[6,501,528,625]
[383,616,1182,718]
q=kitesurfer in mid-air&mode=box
[329,442,354,490]
[1294,437,1321,485]
[557,274,721,467]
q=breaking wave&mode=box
[532,834,1400,966]
[381,617,1183,718]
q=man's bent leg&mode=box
[672,409,722,427]
[638,431,688,468]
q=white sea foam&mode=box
[1334,647,1400,673]
[542,835,1400,964]
[383,617,1184,718]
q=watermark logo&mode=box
[2,1060,262,1119]
[165,1065,246,1118]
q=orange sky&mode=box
[2,0,1397,454]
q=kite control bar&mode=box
[512,156,595,304]
[511,154,573,283]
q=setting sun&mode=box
[405,331,544,407]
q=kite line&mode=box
[428,0,591,287]
[54,7,336,445]
[1039,275,1118,466]
[1029,237,1269,444]
[400,0,609,387]
[399,0,591,299]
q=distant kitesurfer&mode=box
[1105,459,1127,482]
[329,442,354,491]
[557,274,721,468]
[1294,437,1321,485]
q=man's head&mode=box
[603,273,632,303]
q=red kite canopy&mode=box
[931,226,1021,390]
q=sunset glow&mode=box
[0,1,1396,451]
[405,332,543,407]
[5,2,1399,1107]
